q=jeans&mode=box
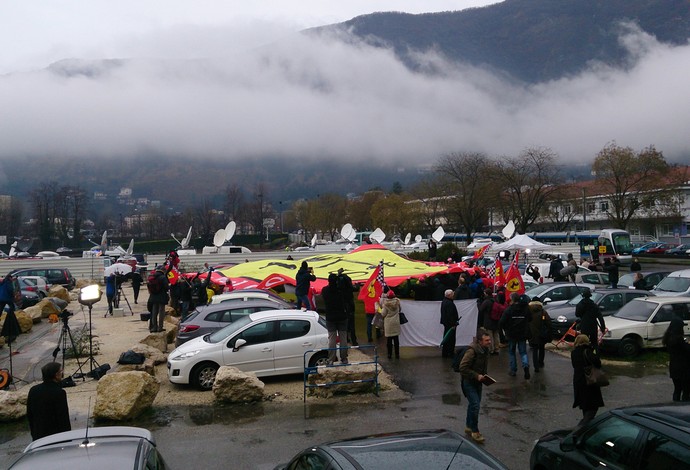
[151,303,166,332]
[327,319,349,363]
[508,339,529,372]
[461,379,482,432]
[296,294,311,310]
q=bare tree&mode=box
[370,193,418,237]
[407,178,448,234]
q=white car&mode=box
[602,296,690,356]
[209,288,290,306]
[652,269,690,297]
[168,309,330,390]
[17,276,50,298]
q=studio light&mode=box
[79,284,102,307]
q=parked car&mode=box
[8,426,167,469]
[646,242,677,254]
[619,271,671,290]
[666,243,690,255]
[601,296,690,356]
[632,241,663,254]
[8,267,75,290]
[276,429,509,470]
[652,269,690,297]
[209,288,292,306]
[168,309,330,390]
[530,404,690,470]
[177,295,293,346]
[17,276,50,298]
[524,282,598,307]
[573,271,609,285]
[548,288,653,338]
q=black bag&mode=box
[118,350,146,365]
[585,366,610,387]
[399,311,409,325]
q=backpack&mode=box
[452,346,470,372]
[490,301,506,321]
[147,272,163,294]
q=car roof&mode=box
[627,296,690,305]
[248,309,319,322]
[210,289,286,303]
[665,269,690,278]
[613,404,690,434]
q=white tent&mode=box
[492,234,552,251]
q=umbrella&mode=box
[104,263,134,277]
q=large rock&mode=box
[130,343,168,365]
[48,285,70,302]
[0,389,29,421]
[139,332,167,353]
[15,311,33,334]
[94,371,160,421]
[307,365,378,398]
[212,367,265,403]
[23,299,62,323]
[117,358,156,376]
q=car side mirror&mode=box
[559,434,578,452]
[543,297,551,304]
[233,338,247,351]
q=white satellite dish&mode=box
[125,238,134,255]
[502,220,516,240]
[404,233,411,245]
[225,221,236,242]
[340,223,356,242]
[415,234,422,243]
[431,226,445,243]
[213,229,227,248]
[370,228,386,244]
[310,234,318,248]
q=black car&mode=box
[548,288,653,338]
[618,271,672,291]
[531,404,690,470]
[8,267,76,290]
[276,429,509,470]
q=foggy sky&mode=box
[1,1,689,166]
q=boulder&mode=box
[0,336,5,347]
[94,371,160,421]
[164,314,180,327]
[139,333,167,353]
[130,343,168,365]
[117,358,156,376]
[48,285,70,302]
[307,365,378,398]
[212,366,265,403]
[15,311,33,334]
[23,299,62,323]
[0,389,29,421]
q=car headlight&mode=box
[557,315,568,323]
[171,349,201,361]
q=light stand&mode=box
[78,285,102,375]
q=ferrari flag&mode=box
[472,243,491,260]
[504,250,525,296]
[358,260,386,312]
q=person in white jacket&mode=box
[380,290,401,359]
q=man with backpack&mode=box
[499,293,533,379]
[147,265,169,333]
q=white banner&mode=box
[398,299,479,347]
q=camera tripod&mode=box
[116,285,134,315]
[52,312,87,381]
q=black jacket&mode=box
[440,297,459,327]
[27,381,71,440]
[499,303,532,341]
[295,268,315,296]
[322,283,347,322]
[571,345,604,410]
[575,298,605,339]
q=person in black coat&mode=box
[27,362,71,441]
[575,288,606,350]
[337,268,357,346]
[499,293,533,379]
[630,257,642,272]
[295,261,316,310]
[440,289,459,358]
[129,270,143,304]
[663,318,690,401]
[603,257,620,288]
[322,273,349,364]
[571,334,604,427]
[548,256,566,281]
[148,265,170,333]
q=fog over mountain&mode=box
[1,0,689,197]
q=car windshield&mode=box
[566,291,605,306]
[654,276,690,293]
[525,284,554,297]
[613,300,657,321]
[207,315,253,343]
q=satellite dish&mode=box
[415,234,422,243]
[181,226,193,248]
[225,221,236,241]
[370,228,386,244]
[431,226,445,243]
[16,237,33,252]
[404,233,411,245]
[213,229,227,248]
[341,223,356,242]
[310,234,318,248]
[125,238,134,255]
[502,220,516,240]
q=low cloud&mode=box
[1,22,688,164]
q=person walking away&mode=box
[478,288,495,342]
[571,334,604,427]
[105,274,116,316]
[147,265,170,333]
[337,268,357,346]
[487,292,506,354]
[603,257,620,288]
[662,318,690,401]
[27,362,71,441]
[130,269,143,304]
[321,273,349,364]
[632,272,646,290]
[630,257,642,272]
[440,289,459,358]
[529,298,551,372]
[380,290,401,359]
[566,253,578,282]
[499,293,533,379]
[459,329,492,444]
[295,261,316,310]
[575,288,606,350]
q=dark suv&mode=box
[9,267,76,290]
[531,404,690,469]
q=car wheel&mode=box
[190,362,218,391]
[618,337,641,357]
[38,292,46,299]
[308,351,329,368]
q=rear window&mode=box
[614,300,658,321]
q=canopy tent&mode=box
[492,234,552,251]
[217,244,482,294]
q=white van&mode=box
[652,269,690,297]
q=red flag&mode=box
[487,253,504,285]
[504,250,525,296]
[256,273,296,290]
[472,243,491,260]
[358,261,385,312]
[166,266,180,285]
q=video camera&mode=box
[58,309,74,322]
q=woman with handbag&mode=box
[381,290,401,359]
[529,298,551,372]
[571,334,604,427]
